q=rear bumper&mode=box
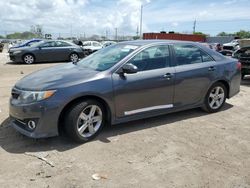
[229,71,241,98]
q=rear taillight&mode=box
[237,61,242,70]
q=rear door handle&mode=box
[208,66,216,71]
[163,73,173,80]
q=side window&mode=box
[56,41,71,47]
[41,41,56,48]
[173,44,213,65]
[83,42,91,46]
[128,45,170,71]
[93,42,101,47]
[201,51,213,62]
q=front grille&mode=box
[223,46,234,51]
[11,88,20,99]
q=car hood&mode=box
[15,63,100,90]
[223,42,237,47]
[9,46,34,52]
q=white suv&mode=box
[82,41,102,54]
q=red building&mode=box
[143,33,206,42]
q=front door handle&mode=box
[163,73,173,80]
[208,66,216,71]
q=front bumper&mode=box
[9,52,22,62]
[9,98,61,138]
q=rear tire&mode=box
[64,100,105,143]
[202,82,227,113]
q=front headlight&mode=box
[17,90,56,104]
[13,50,22,54]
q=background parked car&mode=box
[81,41,102,55]
[102,41,117,48]
[9,40,85,64]
[219,50,234,56]
[233,46,250,79]
[223,39,240,51]
[8,39,43,51]
[0,42,4,52]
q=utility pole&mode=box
[70,24,72,39]
[115,27,118,41]
[106,29,108,40]
[136,25,139,37]
[193,19,196,34]
[139,4,143,39]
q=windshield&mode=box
[77,44,139,71]
[32,41,45,47]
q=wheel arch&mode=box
[210,79,230,98]
[69,51,79,56]
[22,53,36,62]
[58,95,112,134]
[217,80,230,98]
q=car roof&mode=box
[119,40,203,46]
[119,40,226,61]
[83,41,100,43]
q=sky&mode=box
[0,0,250,38]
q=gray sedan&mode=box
[9,40,241,142]
[9,40,85,64]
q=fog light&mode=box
[27,120,36,130]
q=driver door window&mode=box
[128,45,170,71]
[41,41,56,48]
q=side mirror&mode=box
[121,63,138,74]
[38,46,42,50]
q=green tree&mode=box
[6,32,38,39]
[217,32,230,36]
[193,32,208,36]
[0,35,5,39]
[235,30,250,38]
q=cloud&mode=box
[171,22,179,27]
[0,0,250,37]
[224,0,237,5]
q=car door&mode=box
[38,41,60,62]
[172,44,217,107]
[54,41,73,61]
[112,45,175,118]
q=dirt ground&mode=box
[0,46,250,188]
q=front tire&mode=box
[23,54,35,64]
[202,82,227,113]
[64,100,105,143]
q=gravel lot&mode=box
[0,46,250,188]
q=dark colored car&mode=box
[9,39,43,50]
[9,40,241,142]
[233,46,250,79]
[9,40,85,64]
[219,50,234,57]
[0,42,4,52]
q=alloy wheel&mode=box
[70,53,79,63]
[208,86,225,110]
[24,55,34,64]
[76,105,103,138]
